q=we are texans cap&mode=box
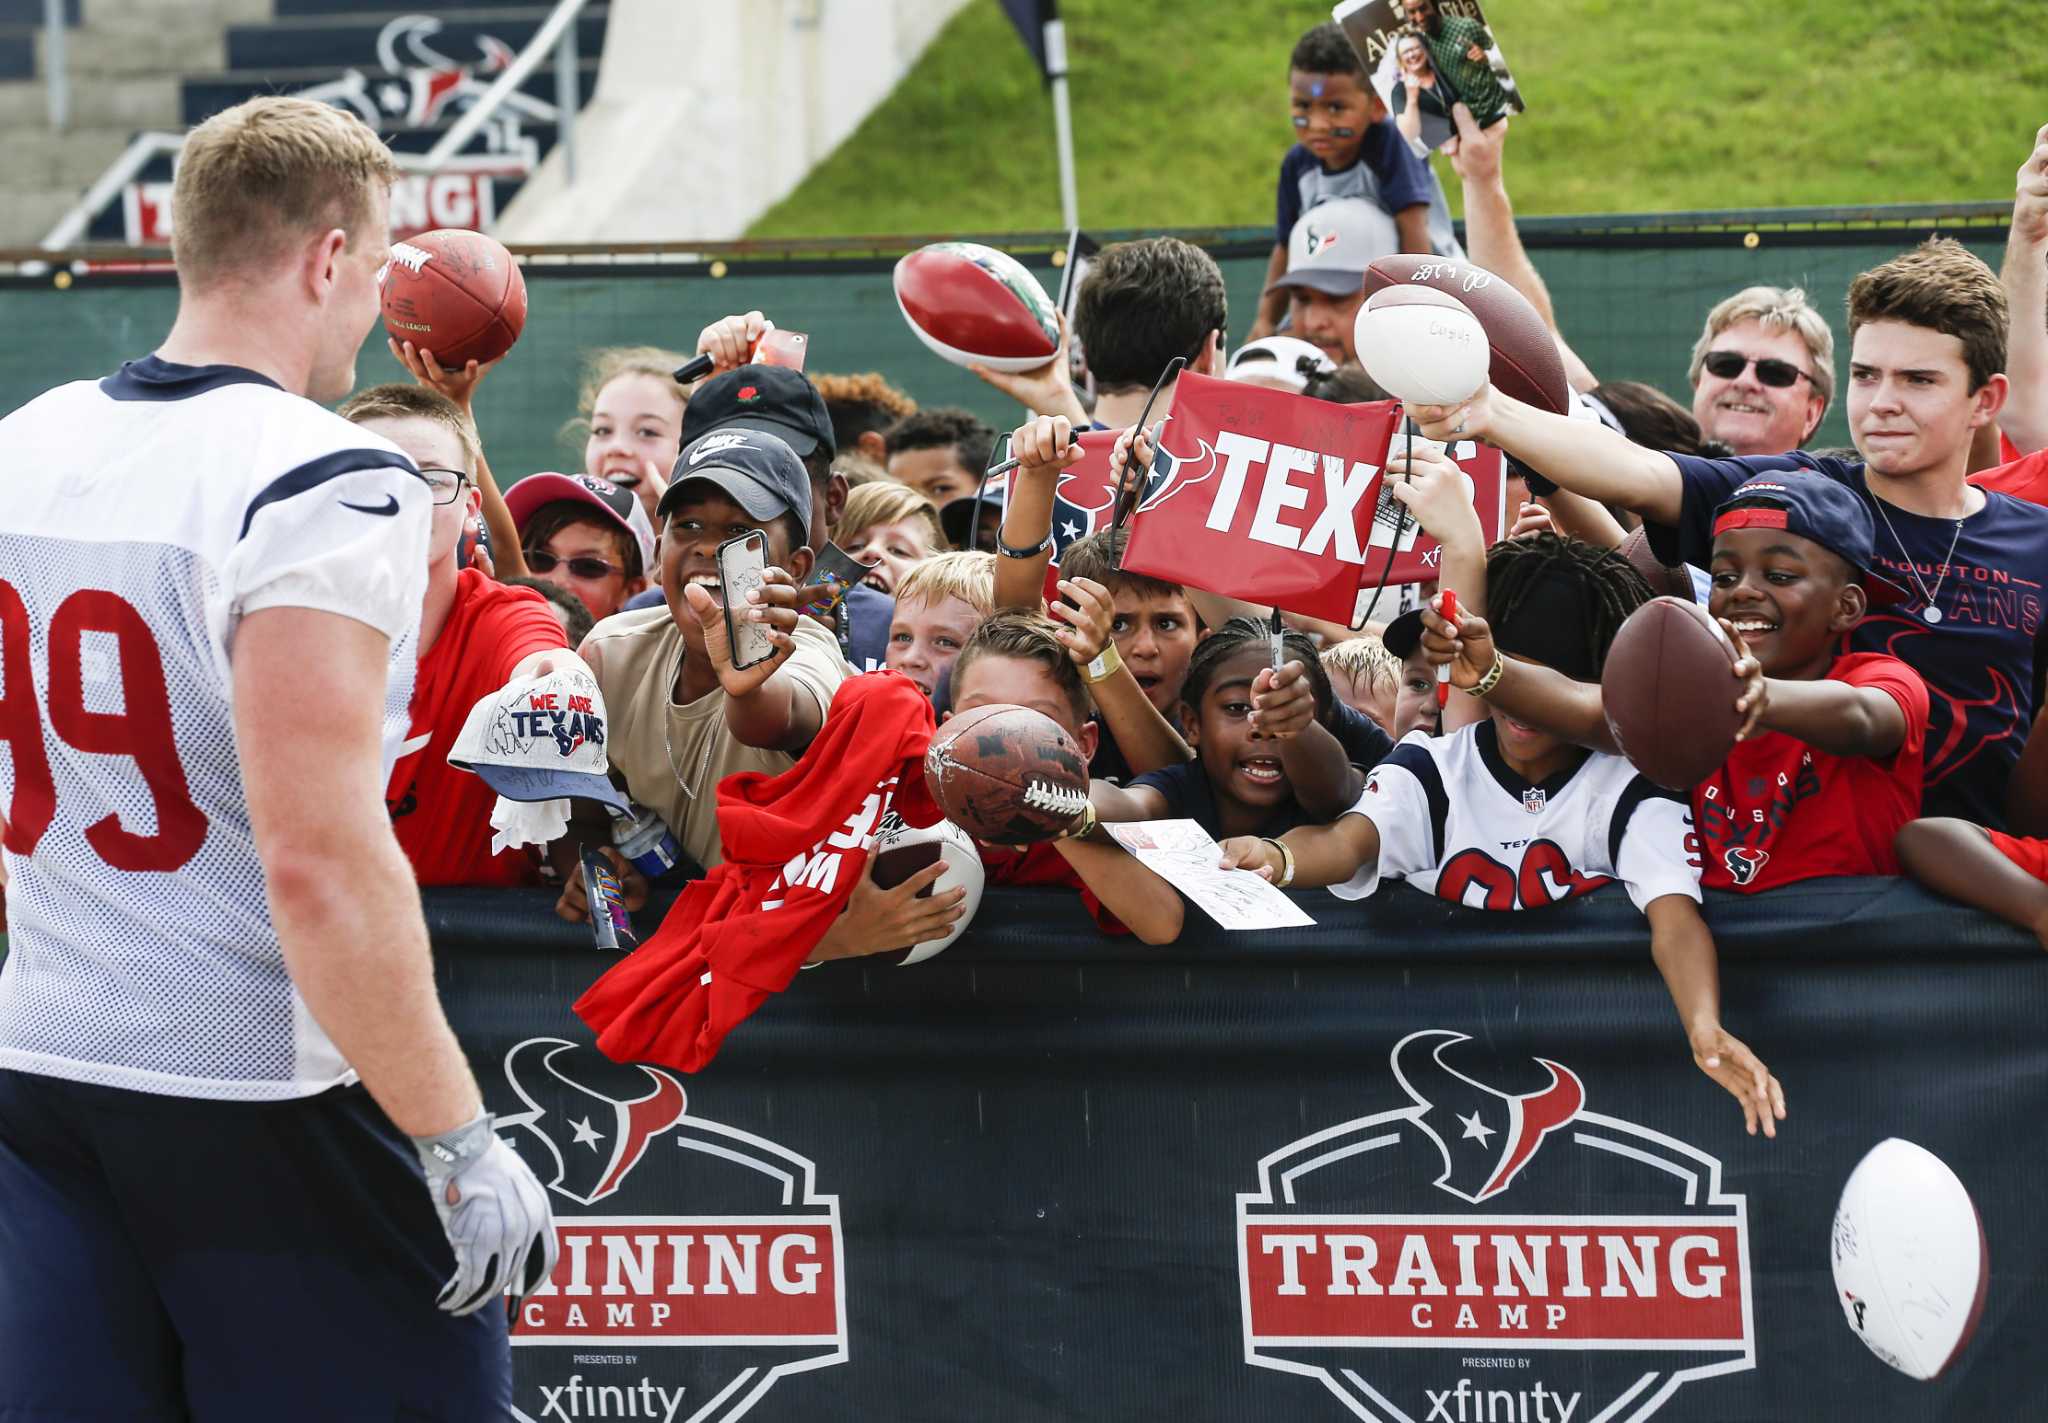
[447,667,629,812]
[659,427,814,531]
[1267,199,1401,297]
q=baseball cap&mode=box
[1711,472,1876,574]
[1265,199,1400,298]
[679,365,836,462]
[448,667,630,813]
[1381,607,1429,661]
[939,474,1008,548]
[1226,336,1335,392]
[659,427,814,531]
[505,472,657,576]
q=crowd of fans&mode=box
[9,22,2027,1131]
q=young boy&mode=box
[1322,636,1402,735]
[946,612,1184,944]
[507,470,656,621]
[882,406,1000,506]
[1057,526,1204,776]
[1222,535,1787,1138]
[1431,474,1929,889]
[1248,21,1457,342]
[885,550,994,701]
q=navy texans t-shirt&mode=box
[1646,451,2048,829]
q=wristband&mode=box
[1260,836,1296,889]
[1465,650,1506,699]
[1058,800,1099,842]
[997,531,1054,560]
[1081,643,1124,684]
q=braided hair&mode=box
[1182,617,1335,725]
[1484,533,1653,679]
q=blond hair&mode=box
[1321,636,1400,699]
[894,550,995,617]
[838,480,948,553]
[562,345,692,447]
[1687,286,1837,410]
[172,96,398,289]
[337,383,481,472]
[833,451,892,488]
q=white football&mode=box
[1830,1138,1988,1380]
[869,814,985,965]
[1353,284,1490,406]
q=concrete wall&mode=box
[496,0,968,244]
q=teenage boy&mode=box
[885,550,994,702]
[1405,238,2048,829]
[1221,535,1786,1139]
[883,407,1000,506]
[577,429,846,883]
[340,385,575,887]
[1428,474,1929,889]
[1248,21,1457,342]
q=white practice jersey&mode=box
[1334,722,1703,912]
[0,356,428,1100]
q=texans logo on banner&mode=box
[1238,1030,1753,1422]
[1120,373,1505,623]
[495,1039,846,1423]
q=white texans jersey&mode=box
[1333,722,1703,912]
[0,356,427,1100]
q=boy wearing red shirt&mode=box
[341,385,576,886]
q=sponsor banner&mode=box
[120,164,511,246]
[432,881,2048,1422]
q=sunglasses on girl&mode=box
[523,549,623,579]
[1702,351,1815,388]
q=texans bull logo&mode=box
[498,1038,688,1205]
[1391,1029,1584,1203]
[1049,425,1217,561]
[1723,846,1769,886]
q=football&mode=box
[869,813,986,965]
[1361,254,1569,415]
[379,227,528,368]
[1617,526,1699,602]
[893,241,1060,373]
[1831,1138,1989,1380]
[1353,285,1491,406]
[924,703,1090,845]
[1600,596,1744,791]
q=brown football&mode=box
[924,704,1090,845]
[1617,526,1698,602]
[379,227,528,368]
[1601,597,1745,791]
[1361,254,1569,415]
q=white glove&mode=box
[488,795,570,855]
[412,1112,559,1316]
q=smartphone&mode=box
[754,328,808,371]
[717,531,776,670]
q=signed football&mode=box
[379,227,527,368]
[1600,596,1744,791]
[1361,254,1568,415]
[924,704,1089,845]
[893,241,1060,373]
[1831,1138,1988,1380]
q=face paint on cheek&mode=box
[1292,114,1309,128]
[1330,126,1357,138]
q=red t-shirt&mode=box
[978,840,1128,934]
[1971,445,2048,504]
[1692,653,1929,892]
[387,569,567,887]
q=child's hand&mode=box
[1011,414,1086,485]
[970,311,1082,422]
[1718,619,1768,740]
[696,310,772,373]
[1404,386,1497,446]
[1250,661,1316,740]
[389,338,497,414]
[1049,577,1115,665]
[808,858,966,962]
[553,846,650,924]
[1689,1021,1786,1139]
[1419,603,1498,692]
[1217,836,1281,880]
[1109,418,1167,510]
[1508,500,1553,538]
[1387,442,1483,549]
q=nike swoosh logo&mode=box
[396,733,434,759]
[340,494,400,516]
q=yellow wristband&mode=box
[1465,650,1506,699]
[1081,643,1124,685]
[1261,836,1296,889]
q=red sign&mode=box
[1120,372,1504,622]
[120,168,510,245]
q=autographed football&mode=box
[869,814,986,965]
[1353,285,1491,406]
[924,704,1090,845]
[1361,254,1568,415]
[1600,596,1744,791]
[379,227,527,368]
[893,241,1060,373]
[1617,526,1699,602]
[1831,1138,1989,1380]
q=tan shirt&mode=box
[585,606,848,870]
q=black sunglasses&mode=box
[524,549,623,580]
[1703,351,1814,389]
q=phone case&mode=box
[754,328,808,371]
[718,531,776,670]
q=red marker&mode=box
[1436,590,1458,708]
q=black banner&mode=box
[996,0,1057,80]
[425,878,2048,1423]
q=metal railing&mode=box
[43,0,69,131]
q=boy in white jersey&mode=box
[1221,534,1787,1139]
[0,97,552,1420]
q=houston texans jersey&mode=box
[1333,721,1703,912]
[0,356,428,1100]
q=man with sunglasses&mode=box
[1686,288,1836,456]
[341,384,584,889]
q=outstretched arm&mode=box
[1645,894,1785,1139]
[1896,817,2048,948]
[1999,123,2048,454]
[1218,812,1381,890]
[1054,835,1184,945]
[992,415,1082,610]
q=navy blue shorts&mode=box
[0,1069,510,1421]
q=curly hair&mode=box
[1290,21,1363,78]
[882,407,1000,467]
[1485,533,1652,680]
[813,371,918,451]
